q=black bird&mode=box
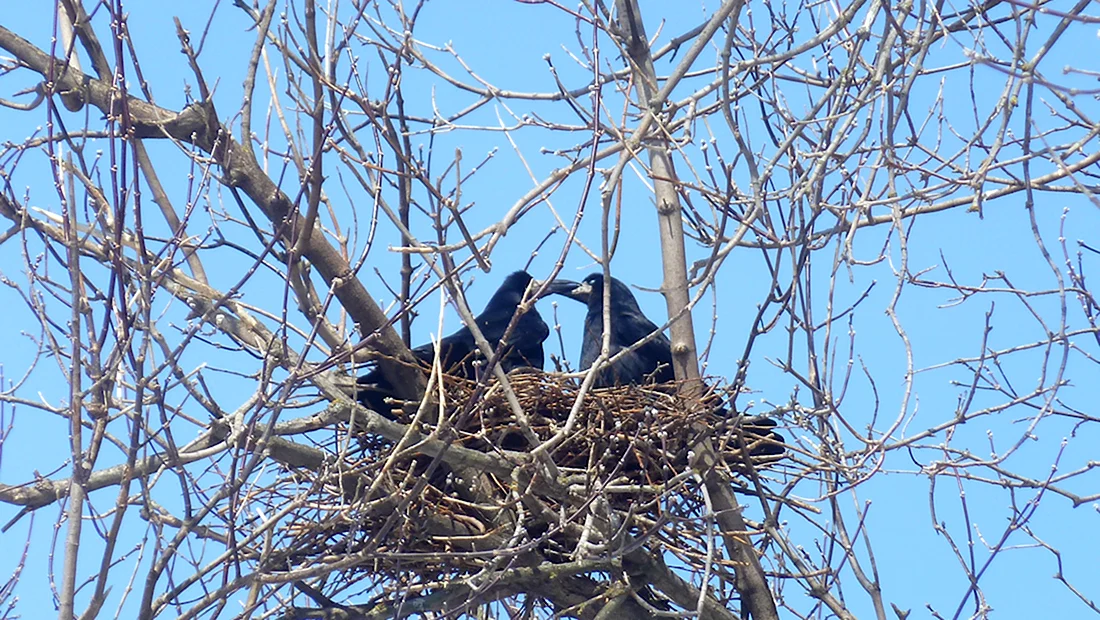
[555,273,674,387]
[554,272,785,457]
[357,270,572,418]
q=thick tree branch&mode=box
[612,1,780,618]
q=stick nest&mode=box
[277,370,784,583]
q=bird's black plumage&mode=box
[557,273,674,387]
[554,272,785,458]
[357,270,561,418]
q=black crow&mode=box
[556,273,674,387]
[357,271,571,418]
[554,272,785,457]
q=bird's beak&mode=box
[540,278,590,302]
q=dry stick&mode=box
[133,140,209,282]
[59,147,86,620]
[611,1,779,618]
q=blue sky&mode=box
[1,1,1099,618]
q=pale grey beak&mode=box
[543,279,589,303]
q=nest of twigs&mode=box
[278,370,784,581]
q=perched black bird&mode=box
[553,272,785,457]
[357,271,572,418]
[555,273,674,387]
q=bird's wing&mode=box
[579,314,605,371]
[469,302,550,371]
[613,310,674,381]
[503,311,549,370]
[637,328,675,382]
[604,349,656,386]
[433,328,475,373]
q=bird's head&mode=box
[481,271,536,308]
[494,270,585,305]
[499,270,535,292]
[546,273,645,313]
